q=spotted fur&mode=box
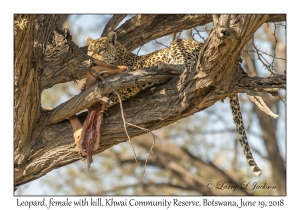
[87,32,262,176]
[230,95,262,176]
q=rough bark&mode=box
[101,14,127,37]
[41,28,91,90]
[14,14,286,188]
[46,68,174,125]
[14,14,61,168]
[115,14,286,51]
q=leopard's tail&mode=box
[229,94,262,176]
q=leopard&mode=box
[86,32,262,176]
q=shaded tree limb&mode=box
[115,14,286,51]
[14,14,62,165]
[45,67,284,126]
[251,64,286,195]
[133,136,251,195]
[41,28,92,90]
[46,68,174,125]
[243,40,286,195]
[253,95,286,195]
[101,14,127,37]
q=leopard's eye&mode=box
[96,46,106,53]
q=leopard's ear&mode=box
[86,36,93,44]
[107,32,117,46]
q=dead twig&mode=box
[97,74,137,162]
[192,27,206,42]
[97,74,157,172]
[155,39,168,48]
[246,90,279,119]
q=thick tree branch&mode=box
[14,15,61,165]
[46,68,174,124]
[101,14,127,37]
[115,14,286,51]
[14,14,37,155]
[41,28,92,90]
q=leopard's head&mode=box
[87,32,118,64]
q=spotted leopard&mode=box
[86,32,262,176]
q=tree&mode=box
[14,14,286,194]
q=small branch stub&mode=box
[213,15,232,39]
[247,90,279,119]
